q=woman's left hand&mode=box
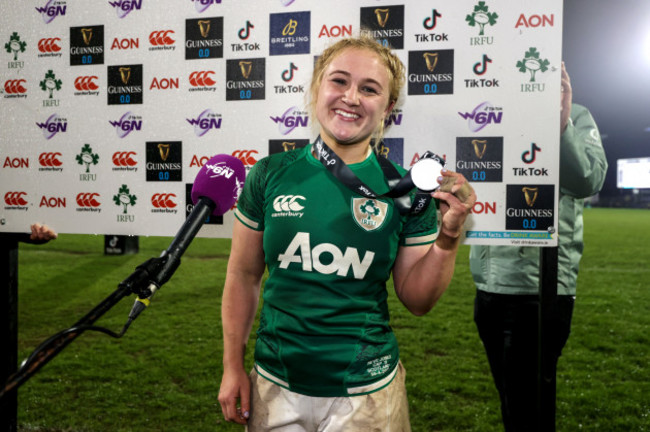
[432,169,476,239]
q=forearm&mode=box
[221,276,260,371]
[221,220,265,372]
[394,232,460,316]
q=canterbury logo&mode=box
[189,71,216,87]
[522,187,539,207]
[231,150,258,166]
[4,192,27,206]
[76,193,101,208]
[74,76,99,91]
[4,79,27,94]
[151,193,177,209]
[112,151,137,167]
[149,30,175,46]
[38,37,62,53]
[273,195,305,212]
[38,152,63,167]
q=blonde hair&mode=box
[308,36,406,144]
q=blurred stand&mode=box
[104,235,139,255]
[1,235,23,432]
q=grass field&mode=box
[10,208,650,431]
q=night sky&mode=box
[562,0,650,196]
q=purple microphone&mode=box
[125,154,247,323]
[191,153,246,216]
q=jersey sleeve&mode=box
[399,196,438,247]
[559,103,608,198]
[234,157,270,231]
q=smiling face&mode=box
[315,48,394,150]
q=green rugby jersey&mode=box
[234,143,438,397]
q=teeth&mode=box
[335,109,359,119]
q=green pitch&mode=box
[12,208,649,431]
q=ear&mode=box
[384,100,396,117]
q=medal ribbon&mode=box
[313,136,443,215]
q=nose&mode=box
[342,86,359,105]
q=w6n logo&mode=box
[231,150,258,166]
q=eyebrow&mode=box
[328,69,384,88]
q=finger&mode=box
[225,401,247,425]
[221,400,239,424]
[239,382,251,421]
[438,174,473,203]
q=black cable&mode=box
[21,324,128,369]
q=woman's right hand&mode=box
[218,366,251,425]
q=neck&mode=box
[319,135,371,165]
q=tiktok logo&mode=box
[282,62,298,82]
[423,9,442,30]
[473,54,492,75]
[522,143,541,164]
[238,21,254,40]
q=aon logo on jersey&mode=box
[278,232,375,280]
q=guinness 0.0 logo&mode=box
[70,25,104,66]
[107,64,143,105]
[455,136,503,182]
[185,17,224,60]
[408,49,454,95]
[360,5,404,49]
[505,184,554,230]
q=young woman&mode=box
[218,36,475,431]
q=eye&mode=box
[361,86,379,94]
[331,77,346,86]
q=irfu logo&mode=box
[113,184,137,214]
[466,1,498,36]
[360,200,381,219]
[353,198,388,231]
[40,69,62,98]
[76,144,99,173]
[5,32,26,61]
[516,47,550,82]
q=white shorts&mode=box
[246,362,411,432]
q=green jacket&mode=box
[469,104,608,295]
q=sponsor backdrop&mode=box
[0,0,562,246]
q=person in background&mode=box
[218,35,476,431]
[469,62,608,431]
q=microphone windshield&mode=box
[191,154,246,216]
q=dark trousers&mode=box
[474,290,574,432]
